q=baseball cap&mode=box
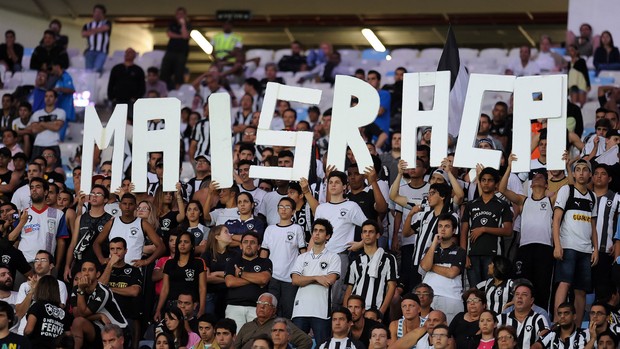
[195,154,211,163]
[431,169,451,186]
[528,168,548,181]
[475,138,496,149]
[572,159,592,172]
[12,152,27,161]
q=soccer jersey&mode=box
[462,196,513,256]
[108,264,143,319]
[209,208,240,226]
[261,223,306,282]
[315,200,367,254]
[191,119,211,157]
[239,186,267,214]
[257,191,287,226]
[595,191,619,253]
[476,278,514,314]
[497,310,548,349]
[69,283,128,329]
[395,182,430,246]
[554,185,597,253]
[520,196,553,247]
[19,206,69,262]
[225,255,272,307]
[422,244,466,300]
[291,249,341,319]
[411,210,460,266]
[345,249,398,310]
[537,328,589,349]
[26,301,69,347]
[108,217,145,264]
[187,224,208,245]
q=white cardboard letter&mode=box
[453,74,515,170]
[250,83,320,181]
[209,93,234,187]
[512,75,567,172]
[401,71,450,168]
[132,98,181,192]
[326,75,379,171]
[80,104,127,193]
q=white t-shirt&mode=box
[395,182,430,246]
[239,186,267,214]
[258,191,286,226]
[29,107,66,147]
[291,249,341,319]
[554,185,597,253]
[261,223,306,282]
[11,184,31,211]
[315,200,367,254]
[507,59,541,77]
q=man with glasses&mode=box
[497,282,549,349]
[260,197,306,319]
[64,184,112,282]
[14,250,67,334]
[235,293,311,349]
[413,284,434,326]
[225,232,273,330]
[585,301,619,342]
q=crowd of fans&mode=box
[0,3,619,349]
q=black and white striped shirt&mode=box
[82,20,111,53]
[537,328,589,349]
[318,337,363,349]
[345,249,398,310]
[147,119,166,131]
[476,278,514,314]
[233,110,252,143]
[497,310,549,349]
[70,283,127,329]
[411,210,460,266]
[191,119,211,157]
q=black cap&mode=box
[528,168,548,181]
[12,152,27,161]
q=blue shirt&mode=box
[54,71,75,122]
[224,217,265,238]
[374,89,391,134]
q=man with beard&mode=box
[533,302,589,349]
[0,265,16,305]
[64,184,112,281]
[346,295,380,348]
[12,178,68,265]
[225,232,273,330]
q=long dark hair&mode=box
[173,229,195,261]
[183,200,205,226]
[33,275,61,306]
[163,307,189,347]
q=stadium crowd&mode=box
[0,4,618,349]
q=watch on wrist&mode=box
[77,289,86,296]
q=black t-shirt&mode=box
[448,312,480,349]
[26,301,68,348]
[108,264,143,319]
[202,248,239,293]
[163,257,206,302]
[292,203,313,243]
[158,211,179,240]
[0,241,31,278]
[224,255,272,306]
[354,318,380,349]
[0,332,31,348]
[462,196,513,256]
[348,190,378,242]
[75,211,113,263]
[166,21,191,53]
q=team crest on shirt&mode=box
[340,208,348,217]
[124,268,132,275]
[112,209,119,215]
[320,262,328,269]
[540,202,547,209]
[287,232,294,241]
[247,223,254,230]
[515,261,523,274]
[254,265,261,272]
[162,219,171,228]
[98,225,104,232]
[525,325,532,332]
[130,227,138,236]
[1,255,9,264]
[480,218,488,225]
[607,200,613,207]
[185,269,195,280]
[303,262,308,267]
[194,231,201,238]
[496,289,503,295]
[44,304,65,319]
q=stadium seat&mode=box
[391,48,419,63]
[70,55,86,69]
[21,56,31,70]
[479,48,507,61]
[419,48,444,65]
[598,70,620,83]
[361,49,389,61]
[176,84,197,108]
[67,48,81,58]
[581,101,599,129]
[96,71,111,104]
[246,49,274,66]
[458,48,479,63]
[339,49,361,65]
[21,70,37,86]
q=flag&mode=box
[437,26,469,137]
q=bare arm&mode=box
[93,220,113,265]
[379,281,397,315]
[24,314,37,336]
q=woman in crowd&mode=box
[152,232,178,300]
[183,200,208,254]
[163,307,200,349]
[155,332,177,349]
[203,225,238,318]
[495,325,518,349]
[476,256,514,314]
[153,184,186,240]
[448,288,487,349]
[593,30,620,72]
[476,310,497,349]
[155,230,207,322]
[24,275,69,348]
[223,191,264,246]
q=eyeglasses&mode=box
[137,207,151,212]
[466,298,482,304]
[497,335,514,341]
[589,311,606,317]
[34,258,49,263]
[256,301,274,307]
[431,334,448,339]
[89,192,105,197]
[244,131,256,136]
[42,154,55,158]
[278,205,292,210]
